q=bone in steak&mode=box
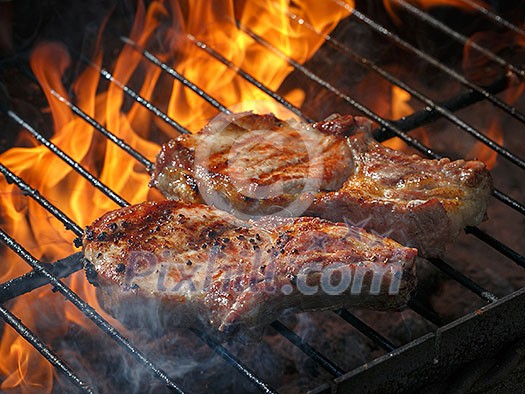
[151,112,492,257]
[83,200,417,334]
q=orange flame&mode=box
[468,120,503,170]
[383,85,413,151]
[0,0,351,390]
[462,29,524,169]
[466,77,521,170]
[383,85,430,152]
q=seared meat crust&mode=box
[151,112,354,218]
[307,115,492,256]
[151,113,492,256]
[83,201,417,334]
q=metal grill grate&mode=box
[1,1,524,393]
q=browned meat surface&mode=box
[151,112,492,257]
[83,200,417,335]
[151,112,354,218]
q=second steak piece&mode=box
[83,201,417,335]
[151,112,492,257]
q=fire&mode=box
[383,85,430,152]
[0,0,351,391]
[462,30,523,170]
[468,120,503,170]
[384,85,414,151]
[380,0,513,166]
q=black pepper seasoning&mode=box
[97,232,108,241]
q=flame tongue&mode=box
[0,0,351,391]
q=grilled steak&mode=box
[151,112,354,218]
[151,112,492,257]
[83,200,417,335]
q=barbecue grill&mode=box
[1,0,524,392]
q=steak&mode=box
[151,112,354,218]
[83,200,417,335]
[151,112,492,257]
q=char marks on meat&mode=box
[151,112,354,218]
[151,112,492,257]
[83,201,417,335]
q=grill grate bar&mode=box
[428,258,499,303]
[95,66,190,135]
[491,189,525,216]
[270,320,345,377]
[333,0,525,125]
[0,229,186,393]
[458,0,525,36]
[0,253,84,304]
[190,328,278,394]
[0,164,84,237]
[335,309,396,352]
[237,23,525,218]
[121,37,232,115]
[394,0,525,79]
[49,89,155,171]
[0,304,95,394]
[21,55,190,137]
[465,226,525,268]
[187,33,313,122]
[2,109,129,208]
[374,76,509,141]
[407,299,446,327]
[46,48,190,135]
[281,8,525,170]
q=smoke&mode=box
[52,323,286,394]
